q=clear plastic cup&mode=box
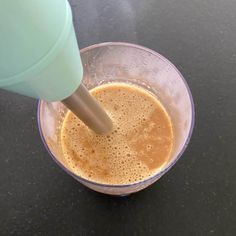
[38,42,195,196]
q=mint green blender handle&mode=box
[0,0,83,101]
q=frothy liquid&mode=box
[61,83,173,185]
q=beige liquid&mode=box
[61,83,173,185]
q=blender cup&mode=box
[38,42,195,196]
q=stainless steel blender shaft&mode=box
[62,83,113,134]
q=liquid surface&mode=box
[61,83,173,185]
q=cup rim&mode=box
[37,42,195,188]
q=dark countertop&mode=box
[1,0,236,235]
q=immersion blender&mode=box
[0,0,112,134]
